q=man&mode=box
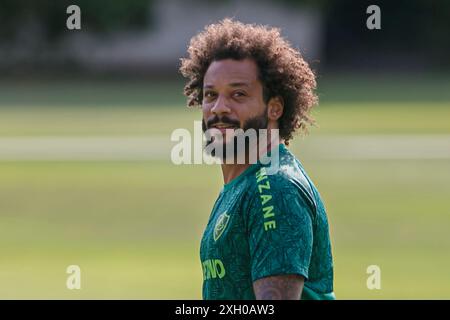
[180,19,335,300]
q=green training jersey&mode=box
[200,143,335,300]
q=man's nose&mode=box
[211,95,231,115]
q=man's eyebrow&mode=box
[203,82,251,89]
[229,82,250,88]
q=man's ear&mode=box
[267,96,284,121]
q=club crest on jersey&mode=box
[214,212,230,242]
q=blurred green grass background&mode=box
[0,76,449,299]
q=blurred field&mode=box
[0,77,449,299]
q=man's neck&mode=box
[221,163,251,185]
[220,139,284,185]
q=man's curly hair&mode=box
[179,18,318,144]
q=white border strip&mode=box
[0,135,449,160]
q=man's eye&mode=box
[204,91,216,99]
[233,91,246,98]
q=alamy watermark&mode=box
[66,265,81,290]
[170,121,280,175]
[66,5,81,30]
[366,265,381,290]
[366,5,381,30]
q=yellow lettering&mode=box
[202,259,226,280]
[214,259,226,279]
[206,260,216,278]
[258,180,271,193]
[264,220,276,231]
[202,261,210,280]
[256,167,267,179]
[256,169,268,183]
[262,205,275,219]
[260,194,272,206]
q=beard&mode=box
[202,109,269,161]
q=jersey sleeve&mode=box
[245,176,315,282]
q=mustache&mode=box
[205,115,240,129]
